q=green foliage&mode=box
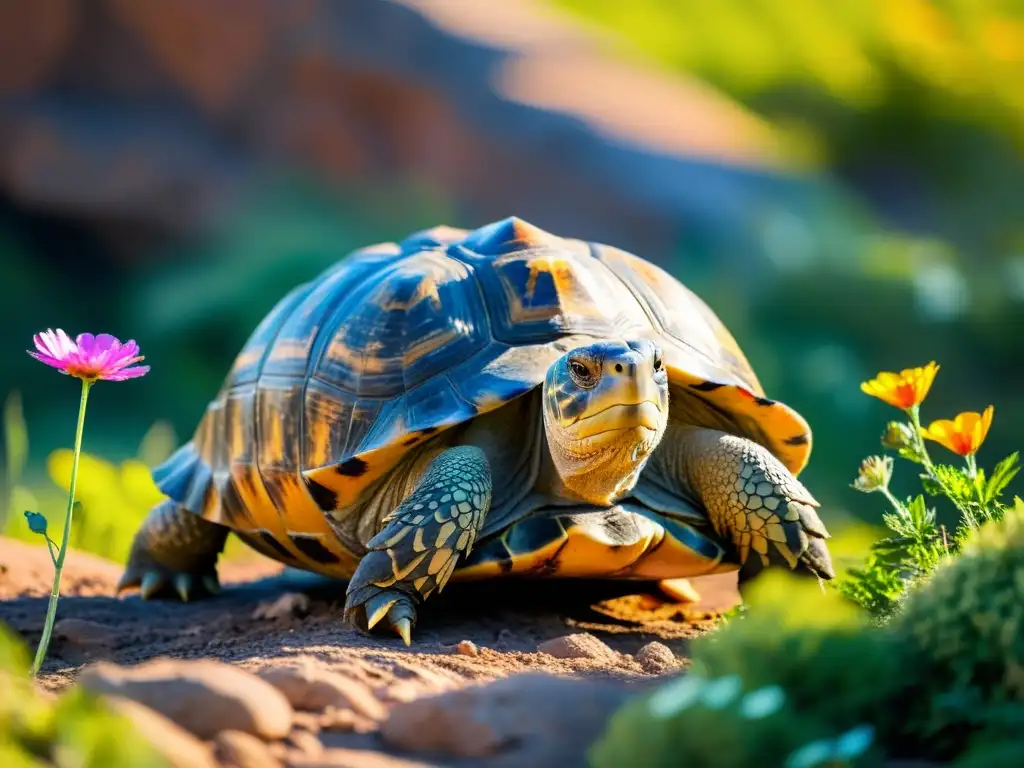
[589,672,877,768]
[889,502,1024,758]
[0,625,167,767]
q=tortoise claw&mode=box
[174,573,194,602]
[392,617,412,647]
[140,572,166,600]
[202,574,220,595]
[365,593,399,631]
[348,589,419,644]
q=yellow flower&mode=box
[860,362,939,410]
[921,406,995,457]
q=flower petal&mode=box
[101,365,150,381]
[27,351,69,370]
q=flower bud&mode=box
[881,422,915,452]
[852,455,894,493]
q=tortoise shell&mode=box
[152,217,811,576]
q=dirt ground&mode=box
[0,535,741,765]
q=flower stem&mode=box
[966,454,978,480]
[881,486,903,514]
[907,405,936,476]
[31,379,91,677]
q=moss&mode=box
[891,505,1024,756]
[589,573,893,767]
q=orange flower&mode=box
[921,406,995,457]
[860,362,940,410]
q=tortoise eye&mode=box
[653,352,663,372]
[568,358,595,387]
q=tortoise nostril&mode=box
[615,363,623,373]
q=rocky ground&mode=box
[0,536,740,767]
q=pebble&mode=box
[454,640,479,656]
[79,658,293,740]
[287,728,325,759]
[320,706,376,733]
[380,673,631,762]
[537,633,619,664]
[105,695,217,768]
[289,747,437,767]
[635,641,678,674]
[214,730,282,768]
[258,659,387,721]
[252,592,311,621]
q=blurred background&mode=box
[1,0,1021,568]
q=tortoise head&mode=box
[542,339,669,505]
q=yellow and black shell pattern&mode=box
[151,217,812,578]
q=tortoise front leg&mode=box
[118,500,228,601]
[656,426,835,584]
[344,446,491,645]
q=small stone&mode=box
[79,658,293,740]
[289,748,436,767]
[214,730,281,768]
[105,695,217,768]
[380,674,631,761]
[320,706,376,734]
[537,633,618,664]
[286,729,324,759]
[252,592,310,621]
[635,641,678,674]
[454,640,479,657]
[291,711,321,733]
[54,618,118,648]
[258,659,386,721]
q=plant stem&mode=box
[966,454,978,480]
[31,379,91,677]
[881,486,904,514]
[907,405,936,476]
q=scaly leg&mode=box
[344,446,491,645]
[669,427,835,584]
[117,499,228,601]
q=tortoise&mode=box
[119,216,834,644]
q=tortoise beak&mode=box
[566,401,663,439]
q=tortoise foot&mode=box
[117,500,225,602]
[344,446,492,644]
[117,547,220,602]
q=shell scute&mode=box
[399,224,470,254]
[226,282,315,388]
[261,243,404,381]
[314,250,489,398]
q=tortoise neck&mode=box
[539,408,656,506]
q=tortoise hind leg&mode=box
[344,446,491,645]
[118,499,228,601]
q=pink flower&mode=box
[28,329,150,382]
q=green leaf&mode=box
[23,510,48,536]
[984,452,1020,504]
[920,474,943,496]
[933,465,975,504]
